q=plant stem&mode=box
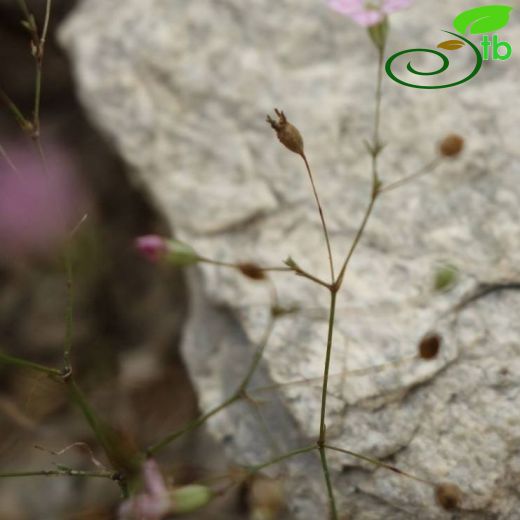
[318,290,337,443]
[0,88,30,130]
[319,446,338,520]
[148,281,278,456]
[336,190,378,288]
[0,143,19,173]
[301,153,335,283]
[147,394,240,456]
[380,157,442,194]
[0,469,117,479]
[0,351,61,376]
[63,250,74,374]
[325,444,433,486]
[249,445,316,473]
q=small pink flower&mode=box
[134,235,167,263]
[118,459,171,520]
[0,141,86,261]
[327,0,413,27]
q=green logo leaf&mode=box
[453,5,513,35]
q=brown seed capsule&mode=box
[266,108,304,156]
[435,482,462,510]
[237,262,266,281]
[418,333,441,360]
[439,134,464,157]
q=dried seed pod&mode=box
[435,482,462,510]
[418,333,441,360]
[439,134,464,157]
[266,109,304,156]
[238,262,266,281]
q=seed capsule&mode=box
[266,109,304,156]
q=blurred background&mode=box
[0,2,244,518]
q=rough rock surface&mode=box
[60,1,520,518]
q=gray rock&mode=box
[60,1,520,518]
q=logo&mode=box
[386,5,513,89]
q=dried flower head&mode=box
[237,262,266,281]
[327,0,413,27]
[266,109,304,156]
[435,482,462,511]
[418,333,441,360]
[439,134,464,157]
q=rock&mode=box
[59,1,520,518]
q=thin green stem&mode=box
[319,290,337,443]
[33,0,52,129]
[324,444,433,486]
[336,45,385,289]
[336,192,378,288]
[319,446,338,520]
[0,88,30,131]
[63,250,74,373]
[147,394,240,456]
[0,351,61,376]
[249,445,316,473]
[198,256,290,273]
[301,153,335,283]
[0,143,19,174]
[0,469,117,479]
[16,0,32,21]
[148,280,279,456]
[292,264,332,290]
[380,157,442,194]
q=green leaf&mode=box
[453,5,513,35]
[437,39,466,50]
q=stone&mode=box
[60,1,520,518]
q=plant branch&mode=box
[0,468,117,479]
[301,153,335,283]
[249,445,316,473]
[380,157,441,194]
[325,444,433,486]
[319,446,338,520]
[0,351,61,376]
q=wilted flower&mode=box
[327,0,413,27]
[0,141,86,262]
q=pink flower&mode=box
[134,235,167,263]
[118,460,171,520]
[0,141,86,261]
[327,0,413,26]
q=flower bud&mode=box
[439,134,464,157]
[165,239,200,266]
[266,109,304,156]
[135,235,167,263]
[135,235,200,266]
[170,484,212,514]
